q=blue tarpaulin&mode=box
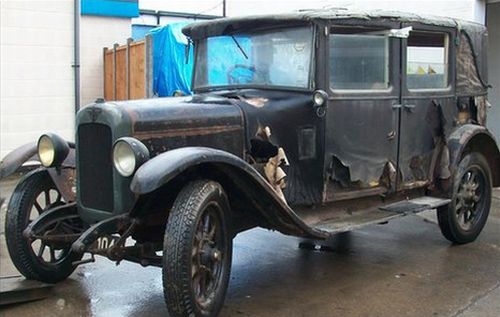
[147,22,193,96]
[206,36,252,85]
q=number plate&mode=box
[92,235,120,252]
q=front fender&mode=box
[0,139,77,202]
[131,147,258,195]
[0,142,38,179]
[0,140,76,179]
[448,124,500,186]
[130,147,324,238]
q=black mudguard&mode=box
[0,140,77,202]
[130,147,326,238]
[447,124,500,186]
[0,142,38,179]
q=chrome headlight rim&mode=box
[312,89,328,107]
[112,137,150,177]
[37,133,70,168]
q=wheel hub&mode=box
[191,206,225,309]
[461,182,477,201]
[455,168,485,231]
[200,244,222,266]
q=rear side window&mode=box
[406,32,448,89]
[329,34,389,90]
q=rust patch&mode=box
[379,161,397,190]
[48,168,76,202]
[439,146,451,179]
[426,100,451,191]
[474,96,491,126]
[134,124,242,139]
[242,97,269,108]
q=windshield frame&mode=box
[191,24,316,93]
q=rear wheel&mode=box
[163,180,232,317]
[5,170,81,283]
[437,153,492,244]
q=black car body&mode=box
[1,9,499,317]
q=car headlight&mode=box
[37,133,70,167]
[112,137,149,177]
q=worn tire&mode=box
[5,170,80,283]
[163,180,232,317]
[437,153,492,244]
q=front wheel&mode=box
[5,170,81,283]
[163,180,233,317]
[437,152,492,244]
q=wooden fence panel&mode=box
[115,46,127,100]
[103,37,150,101]
[103,49,114,100]
[129,41,146,99]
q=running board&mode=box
[311,196,450,236]
[379,196,451,214]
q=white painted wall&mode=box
[0,0,75,160]
[0,3,132,160]
[80,15,131,106]
[486,3,500,141]
[139,0,485,23]
[132,14,203,26]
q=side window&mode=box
[329,33,389,90]
[406,31,448,89]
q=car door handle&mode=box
[387,130,396,140]
[403,104,416,112]
[392,104,416,111]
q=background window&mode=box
[406,32,448,89]
[330,34,389,90]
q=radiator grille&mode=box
[78,123,114,211]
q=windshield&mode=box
[193,27,314,91]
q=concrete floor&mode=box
[0,174,499,317]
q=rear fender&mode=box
[130,147,323,238]
[448,124,500,187]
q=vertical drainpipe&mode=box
[73,0,81,114]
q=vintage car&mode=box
[1,9,499,317]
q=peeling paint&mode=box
[264,147,289,202]
[474,96,491,126]
[249,126,290,203]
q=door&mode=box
[324,24,402,201]
[398,25,455,190]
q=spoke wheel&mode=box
[454,168,486,232]
[192,204,225,310]
[437,153,492,244]
[163,180,232,317]
[5,170,82,283]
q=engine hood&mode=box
[76,96,245,158]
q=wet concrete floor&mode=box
[0,174,499,317]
